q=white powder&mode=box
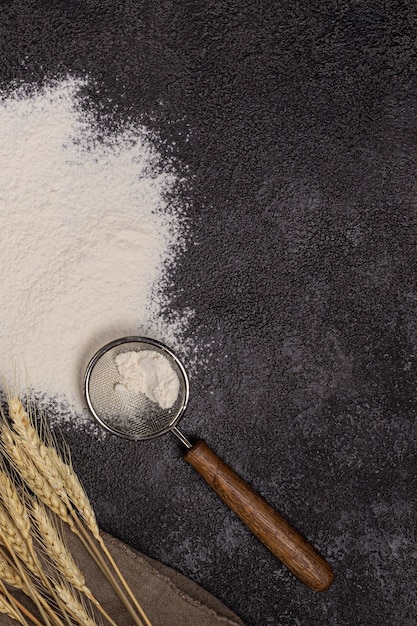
[114,350,180,409]
[0,77,189,414]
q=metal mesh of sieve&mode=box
[84,338,189,440]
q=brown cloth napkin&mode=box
[4,529,246,626]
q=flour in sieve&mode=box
[0,77,190,415]
[114,351,180,409]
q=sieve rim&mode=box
[84,336,190,440]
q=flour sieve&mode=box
[84,336,334,592]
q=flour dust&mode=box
[0,77,191,418]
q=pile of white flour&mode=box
[0,77,188,413]
[114,350,180,409]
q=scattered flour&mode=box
[114,351,180,409]
[0,77,189,414]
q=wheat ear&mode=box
[0,449,73,626]
[0,402,95,626]
[0,548,62,626]
[7,397,99,538]
[0,548,28,592]
[0,429,108,625]
[5,398,151,626]
[0,503,38,576]
[49,447,101,540]
[7,397,67,497]
[31,500,118,626]
[0,528,53,626]
[0,468,44,591]
[0,468,31,537]
[1,426,74,530]
[55,582,102,626]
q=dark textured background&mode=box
[1,2,417,624]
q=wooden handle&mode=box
[183,440,334,592]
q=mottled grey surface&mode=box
[1,1,417,624]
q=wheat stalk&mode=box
[0,590,26,624]
[0,574,42,626]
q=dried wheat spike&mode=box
[31,500,89,594]
[48,447,101,540]
[0,503,37,575]
[0,469,31,539]
[6,398,98,538]
[2,426,73,529]
[0,550,27,592]
[55,583,100,626]
[7,397,65,496]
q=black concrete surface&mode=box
[1,2,417,624]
